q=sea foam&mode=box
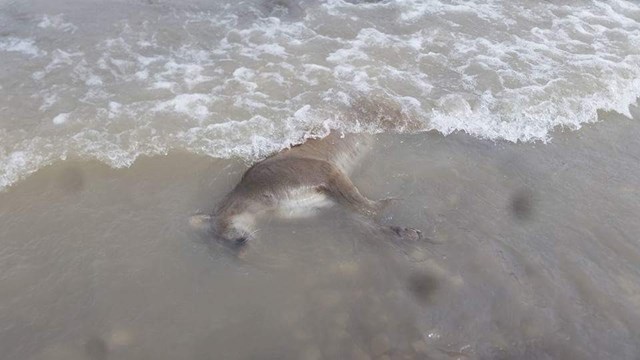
[0,0,639,190]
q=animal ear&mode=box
[188,214,214,231]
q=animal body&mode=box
[191,131,422,254]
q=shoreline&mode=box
[1,99,638,195]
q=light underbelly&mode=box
[275,188,333,219]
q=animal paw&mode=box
[389,226,423,242]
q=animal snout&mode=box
[233,237,248,247]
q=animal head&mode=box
[189,213,255,255]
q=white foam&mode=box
[52,113,70,125]
[39,93,59,111]
[37,14,78,33]
[153,94,211,121]
[0,37,44,57]
[1,0,640,191]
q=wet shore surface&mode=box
[1,106,640,359]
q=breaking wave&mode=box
[0,0,639,189]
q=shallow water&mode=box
[1,106,640,359]
[1,0,640,189]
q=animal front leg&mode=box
[189,214,214,230]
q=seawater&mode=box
[1,0,639,190]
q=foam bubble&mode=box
[52,113,70,125]
[0,37,44,57]
[37,14,78,33]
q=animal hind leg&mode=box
[319,166,424,244]
[319,168,383,219]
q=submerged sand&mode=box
[1,104,639,359]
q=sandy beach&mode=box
[1,104,639,359]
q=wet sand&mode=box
[1,104,640,360]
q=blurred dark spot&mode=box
[56,166,85,193]
[509,189,535,221]
[407,271,439,305]
[84,337,108,360]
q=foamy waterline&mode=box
[1,0,639,190]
